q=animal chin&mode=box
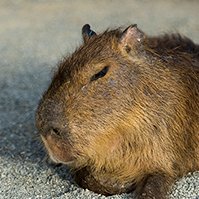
[48,151,74,165]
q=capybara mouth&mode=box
[41,135,75,165]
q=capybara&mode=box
[35,24,199,199]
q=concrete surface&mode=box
[0,0,199,199]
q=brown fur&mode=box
[36,24,199,199]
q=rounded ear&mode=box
[119,24,145,52]
[82,24,97,43]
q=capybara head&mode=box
[36,24,199,197]
[36,24,148,168]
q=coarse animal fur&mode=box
[35,24,199,199]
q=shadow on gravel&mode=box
[0,62,73,179]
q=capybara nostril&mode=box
[51,128,62,137]
[47,123,70,138]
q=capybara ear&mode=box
[82,24,97,43]
[119,24,145,52]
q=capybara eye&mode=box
[90,66,109,82]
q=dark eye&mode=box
[90,66,109,82]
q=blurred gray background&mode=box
[0,0,199,199]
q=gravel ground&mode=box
[0,0,199,199]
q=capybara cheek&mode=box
[41,135,74,164]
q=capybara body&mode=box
[36,24,199,199]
